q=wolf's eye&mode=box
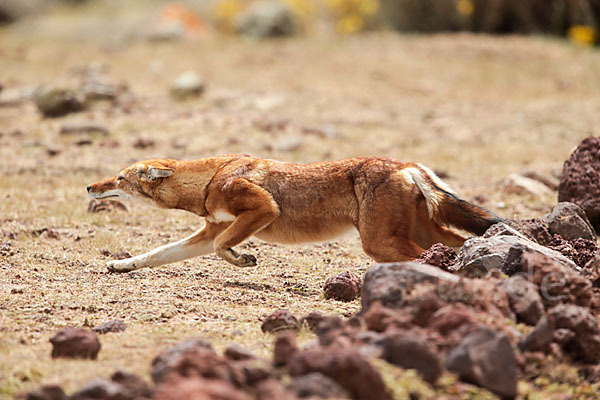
[117,176,124,181]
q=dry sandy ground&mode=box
[1,15,600,398]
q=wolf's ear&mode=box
[147,166,174,181]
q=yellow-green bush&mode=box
[212,0,379,35]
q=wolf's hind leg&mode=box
[106,222,228,272]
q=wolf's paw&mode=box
[238,253,257,267]
[107,259,136,273]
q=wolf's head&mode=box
[87,160,176,204]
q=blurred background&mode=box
[0,0,600,41]
[0,0,599,42]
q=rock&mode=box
[93,319,126,334]
[273,331,298,367]
[542,202,596,241]
[238,359,274,386]
[70,376,151,400]
[547,304,600,363]
[486,218,553,246]
[501,275,544,325]
[261,310,299,333]
[361,262,459,311]
[170,71,205,100]
[299,311,324,331]
[503,173,554,197]
[520,251,592,308]
[254,379,297,400]
[520,315,554,353]
[110,371,153,399]
[521,170,560,191]
[49,327,100,359]
[59,123,109,136]
[273,136,302,152]
[584,253,600,286]
[415,243,457,270]
[381,333,443,384]
[288,347,391,400]
[132,137,155,149]
[301,125,339,139]
[428,304,478,335]
[224,344,255,361]
[287,372,347,399]
[323,271,361,302]
[25,385,67,400]
[154,375,249,400]
[558,137,600,232]
[315,315,347,346]
[446,328,518,399]
[548,235,597,268]
[34,86,85,117]
[236,1,296,38]
[150,337,215,383]
[454,225,579,277]
[88,199,128,213]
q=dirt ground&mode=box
[1,7,600,398]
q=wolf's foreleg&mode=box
[107,222,228,272]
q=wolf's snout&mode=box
[87,185,92,193]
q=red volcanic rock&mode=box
[520,251,592,308]
[501,275,545,325]
[547,304,600,364]
[559,137,600,232]
[273,331,298,367]
[24,385,67,400]
[287,373,346,399]
[416,243,457,270]
[154,376,248,400]
[254,379,298,400]
[299,311,324,332]
[151,337,219,383]
[261,310,299,333]
[288,347,391,400]
[323,271,361,302]
[49,327,101,360]
[224,344,256,361]
[110,370,154,399]
[382,332,443,384]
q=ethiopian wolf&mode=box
[87,154,501,272]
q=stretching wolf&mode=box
[87,155,501,272]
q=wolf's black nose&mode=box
[87,185,91,192]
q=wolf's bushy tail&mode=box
[407,165,502,236]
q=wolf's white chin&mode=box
[90,190,131,201]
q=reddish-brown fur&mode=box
[88,155,501,271]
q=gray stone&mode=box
[542,202,596,241]
[453,227,580,277]
[446,328,518,399]
[501,275,544,325]
[34,86,85,117]
[361,262,459,311]
[236,1,296,38]
[170,71,205,100]
[382,333,442,384]
[520,316,554,352]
